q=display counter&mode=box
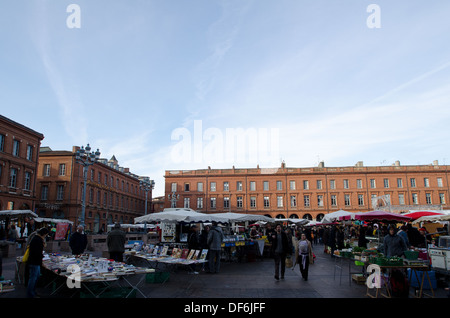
[16,253,154,298]
[333,247,435,298]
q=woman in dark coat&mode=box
[358,225,369,248]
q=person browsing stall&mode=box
[27,227,49,298]
[69,225,88,256]
[207,222,224,274]
[383,226,407,258]
[107,223,126,262]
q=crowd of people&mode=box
[241,220,449,282]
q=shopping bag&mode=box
[22,246,30,263]
[285,255,293,268]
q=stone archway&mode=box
[302,213,313,220]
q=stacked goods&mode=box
[0,280,14,293]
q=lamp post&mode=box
[139,177,155,215]
[168,192,179,208]
[75,144,100,228]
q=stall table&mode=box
[125,249,209,290]
[17,254,154,298]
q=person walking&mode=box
[298,233,313,281]
[69,225,88,256]
[107,223,126,262]
[27,227,49,298]
[271,224,291,280]
[207,222,224,273]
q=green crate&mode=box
[146,271,170,284]
[404,250,419,260]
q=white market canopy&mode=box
[134,208,230,224]
[304,220,322,226]
[34,217,73,225]
[108,223,155,229]
[321,210,354,224]
[210,212,274,223]
[274,218,309,225]
[0,210,38,218]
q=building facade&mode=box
[36,147,152,232]
[0,115,44,211]
[164,161,450,220]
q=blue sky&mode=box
[1,0,450,197]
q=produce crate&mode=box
[386,258,404,266]
[404,250,419,260]
[146,271,170,284]
[352,274,366,284]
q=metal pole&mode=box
[80,165,88,227]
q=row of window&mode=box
[178,192,447,210]
[42,163,144,195]
[0,166,33,190]
[0,134,34,161]
[40,184,147,212]
[173,177,446,193]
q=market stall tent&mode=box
[274,218,309,225]
[34,217,73,224]
[134,208,230,224]
[321,210,354,224]
[0,210,38,219]
[107,223,155,229]
[401,210,446,221]
[412,213,450,225]
[350,210,412,222]
[210,212,274,223]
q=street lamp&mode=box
[168,192,180,208]
[75,144,100,228]
[139,177,155,215]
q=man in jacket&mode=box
[271,224,291,280]
[384,226,407,257]
[69,225,88,256]
[207,222,224,273]
[107,223,126,262]
[27,227,49,298]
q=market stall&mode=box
[18,253,154,298]
[411,214,450,276]
[321,210,355,224]
[124,243,210,291]
[0,210,38,257]
[134,208,229,244]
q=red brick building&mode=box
[164,161,450,220]
[36,147,152,233]
[0,115,44,211]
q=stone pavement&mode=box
[1,244,448,300]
